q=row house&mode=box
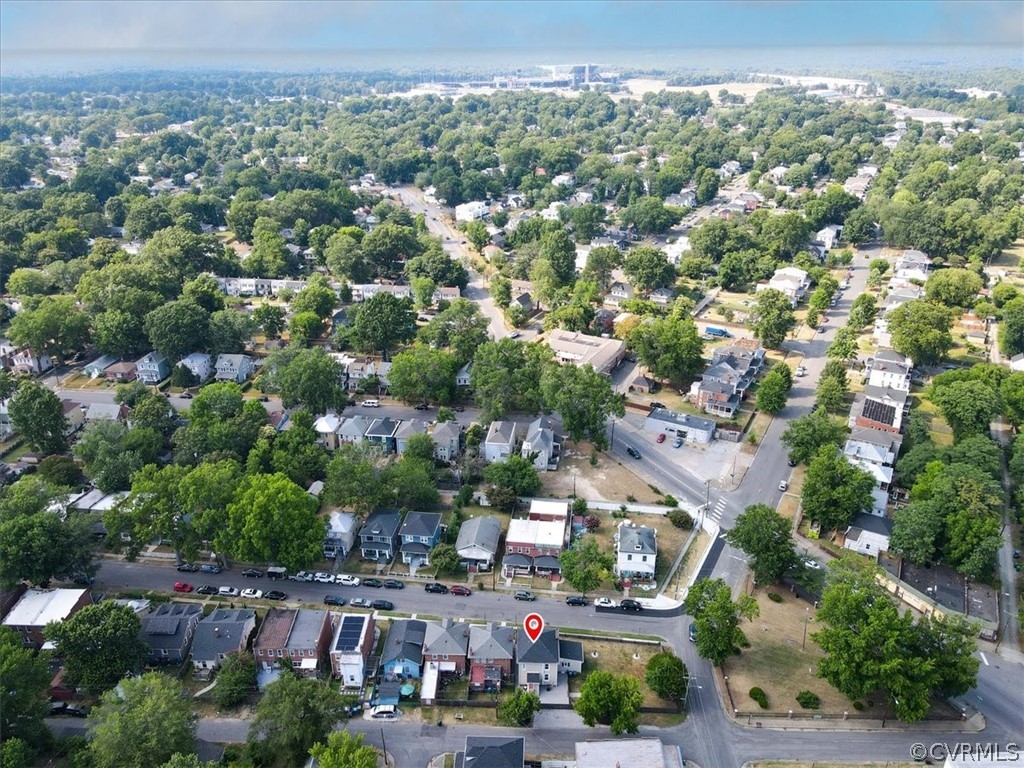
[848,385,909,435]
[214,275,312,297]
[358,510,403,562]
[865,349,913,392]
[468,622,516,692]
[330,612,376,687]
[253,608,336,678]
[2,588,92,650]
[398,511,442,568]
[502,518,565,578]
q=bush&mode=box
[767,592,783,603]
[660,494,679,508]
[749,687,769,709]
[583,514,601,532]
[625,494,637,503]
[853,701,865,711]
[667,508,694,529]
[796,690,821,709]
[571,497,589,515]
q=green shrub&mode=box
[853,701,865,711]
[625,495,637,503]
[660,494,679,508]
[667,508,694,529]
[796,690,821,709]
[767,592,783,603]
[749,687,769,709]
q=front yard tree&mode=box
[222,473,325,572]
[144,299,210,360]
[815,375,847,413]
[212,652,257,710]
[288,311,324,346]
[560,536,614,596]
[0,510,98,587]
[88,672,198,768]
[574,670,643,735]
[0,627,51,748]
[645,651,689,702]
[627,315,704,386]
[352,292,416,359]
[470,339,547,420]
[999,297,1024,357]
[751,288,796,349]
[46,601,148,693]
[309,731,378,768]
[620,196,681,235]
[249,673,354,768]
[497,687,542,727]
[417,299,490,365]
[726,504,797,585]
[888,299,954,365]
[274,347,346,415]
[483,455,542,497]
[8,294,91,363]
[290,275,338,319]
[429,542,462,575]
[801,445,875,532]
[388,345,458,404]
[540,363,625,449]
[623,245,675,292]
[584,245,621,289]
[780,408,847,465]
[8,380,68,454]
[683,578,758,666]
[756,368,790,414]
[826,326,858,360]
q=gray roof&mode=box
[365,418,400,438]
[523,417,556,454]
[338,416,370,439]
[464,736,525,768]
[433,421,461,444]
[847,512,893,537]
[423,619,471,658]
[559,638,584,662]
[139,603,202,653]
[395,419,429,439]
[648,408,716,432]
[287,609,330,651]
[468,623,516,661]
[190,609,255,663]
[382,619,426,665]
[360,510,402,539]
[619,525,657,556]
[486,420,517,446]
[400,511,442,539]
[502,554,532,567]
[455,516,501,555]
[848,427,902,452]
[517,627,559,664]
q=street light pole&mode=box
[801,606,810,651]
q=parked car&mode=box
[290,571,314,582]
[336,574,361,587]
[173,582,193,593]
[240,588,263,599]
[787,457,798,467]
[360,400,380,408]
[449,585,472,596]
[218,586,240,597]
[176,563,198,573]
[200,564,222,574]
[626,447,641,460]
[264,590,288,601]
[362,578,383,588]
[594,597,616,608]
[370,705,398,720]
[656,433,666,444]
[778,480,789,492]
[50,702,89,717]
[508,331,521,339]
[566,595,589,606]
[196,585,218,595]
[620,599,643,612]
[383,579,405,590]
[180,393,193,399]
[689,623,698,643]
[795,366,806,377]
[313,572,334,583]
[350,597,372,608]
[673,436,684,448]
[241,568,263,578]
[258,395,270,402]
[371,599,394,611]
[514,590,536,601]
[803,559,823,570]
[414,403,430,411]
[452,405,465,412]
[649,401,666,410]
[324,595,347,606]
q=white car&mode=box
[218,586,240,597]
[804,559,823,570]
[778,480,789,491]
[594,597,617,608]
[795,366,806,377]
[336,574,361,587]
[240,588,263,599]
[313,572,334,583]
[289,571,314,582]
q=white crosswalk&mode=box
[707,498,727,522]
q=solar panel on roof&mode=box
[335,615,366,651]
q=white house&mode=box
[214,354,255,384]
[1010,354,1024,372]
[178,353,212,383]
[615,522,657,580]
[483,421,517,463]
[323,510,359,560]
[455,515,502,571]
[314,413,343,451]
[455,362,472,388]
[520,416,561,471]
[758,267,810,306]
[10,348,54,376]
[815,224,843,251]
[843,513,893,557]
[664,237,692,265]
[329,613,375,687]
[894,250,932,282]
[455,201,488,222]
[866,350,913,392]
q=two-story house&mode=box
[323,510,359,560]
[423,618,471,674]
[455,515,502,572]
[314,413,342,451]
[253,608,336,678]
[12,348,54,376]
[432,421,462,463]
[214,354,255,384]
[604,281,634,308]
[516,628,583,694]
[757,267,810,306]
[395,419,429,456]
[398,511,442,568]
[468,622,516,692]
[338,415,370,446]
[136,352,170,384]
[365,418,400,453]
[484,421,518,463]
[382,619,426,680]
[843,513,893,558]
[178,352,212,383]
[139,603,203,664]
[866,350,912,392]
[329,612,376,687]
[2,588,92,650]
[520,416,562,471]
[359,510,403,562]
[849,385,909,435]
[190,609,256,680]
[502,518,566,578]
[614,522,657,580]
[894,249,932,282]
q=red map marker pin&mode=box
[523,613,544,642]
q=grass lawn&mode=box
[912,395,954,447]
[664,527,709,600]
[419,704,499,726]
[742,411,774,455]
[539,441,662,504]
[778,466,806,521]
[568,639,665,708]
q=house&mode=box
[605,281,634,308]
[455,362,472,388]
[650,287,675,305]
[458,736,525,768]
[84,402,130,423]
[503,518,565,577]
[551,173,576,188]
[455,515,502,571]
[866,350,913,392]
[712,341,766,377]
[136,352,170,384]
[189,609,256,680]
[358,510,403,562]
[84,354,119,379]
[645,408,716,445]
[398,511,443,567]
[9,348,53,376]
[2,589,92,649]
[253,608,335,678]
[665,189,697,208]
[313,413,342,451]
[849,385,909,434]
[546,329,626,376]
[323,510,359,560]
[895,249,932,281]
[139,603,202,664]
[846,455,893,515]
[484,420,518,463]
[768,164,790,184]
[179,353,212,383]
[214,354,255,384]
[381,619,426,680]
[815,224,843,251]
[364,417,400,453]
[455,201,489,222]
[329,613,376,687]
[757,267,810,306]
[690,370,741,417]
[423,618,471,674]
[575,738,684,768]
[432,421,463,462]
[516,628,583,693]
[1010,354,1024,373]
[843,512,893,557]
[395,419,429,456]
[103,361,137,383]
[718,160,741,178]
[520,416,562,471]
[629,373,658,394]
[511,291,534,315]
[528,499,570,525]
[843,427,903,470]
[61,399,85,434]
[664,237,692,265]
[615,521,657,580]
[337,415,370,446]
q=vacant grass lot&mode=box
[539,441,661,503]
[567,639,665,709]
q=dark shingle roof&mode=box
[400,511,442,539]
[464,736,525,768]
[861,398,897,427]
[382,619,426,665]
[360,510,402,539]
[559,638,584,662]
[455,516,501,555]
[517,627,559,663]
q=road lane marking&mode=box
[979,652,989,666]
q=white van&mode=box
[370,705,397,720]
[361,399,380,408]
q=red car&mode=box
[656,433,666,444]
[449,585,472,596]
[173,581,193,593]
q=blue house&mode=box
[382,619,426,680]
[398,511,442,568]
[136,352,170,384]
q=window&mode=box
[641,556,647,562]
[627,554,632,561]
[277,649,283,657]
[258,649,264,657]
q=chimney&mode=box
[214,627,220,637]
[442,617,453,629]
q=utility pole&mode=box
[801,606,810,651]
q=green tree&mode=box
[780,408,848,464]
[290,277,337,318]
[323,444,392,515]
[417,298,490,365]
[1000,297,1024,358]
[470,339,548,420]
[88,672,197,768]
[497,687,542,727]
[583,245,621,289]
[0,511,97,587]
[46,601,148,693]
[756,369,790,414]
[683,577,757,666]
[74,421,162,493]
[540,363,624,449]
[253,303,286,339]
[429,542,462,574]
[353,292,416,359]
[620,196,681,235]
[623,245,675,292]
[483,455,542,497]
[574,670,643,735]
[826,326,858,360]
[249,673,353,768]
[568,203,607,242]
[145,300,210,360]
[308,731,377,768]
[212,652,256,710]
[8,381,68,454]
[930,379,1001,440]
[559,536,614,595]
[388,345,458,404]
[0,627,51,747]
[264,346,345,415]
[726,504,797,585]
[288,311,324,346]
[889,499,945,566]
[181,274,226,313]
[801,445,875,532]
[36,454,83,487]
[815,376,848,413]
[361,222,422,277]
[627,315,704,386]
[463,219,490,252]
[94,309,150,357]
[751,289,796,349]
[8,295,90,363]
[925,268,984,308]
[888,300,953,365]
[207,309,255,356]
[539,227,577,286]
[645,651,689,702]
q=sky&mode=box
[1,0,1021,73]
